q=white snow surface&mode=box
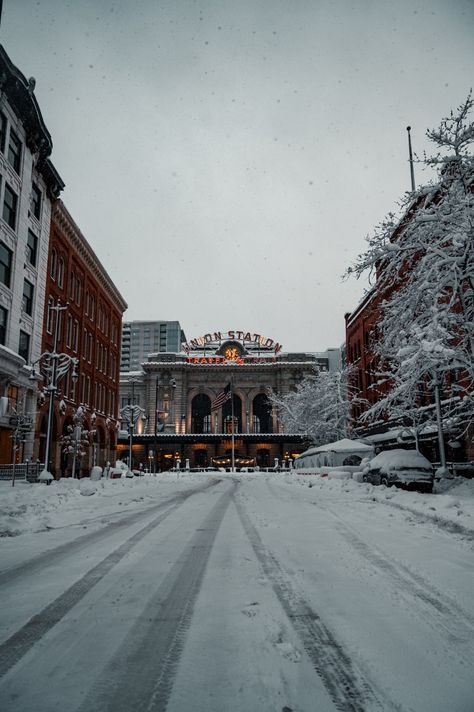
[0,471,473,711]
[367,448,433,471]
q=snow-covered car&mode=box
[362,449,434,493]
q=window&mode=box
[31,183,42,220]
[66,315,72,347]
[0,242,13,288]
[26,230,38,267]
[50,249,57,280]
[68,270,75,299]
[18,330,30,361]
[57,257,65,288]
[0,112,6,153]
[46,297,54,334]
[22,279,34,316]
[7,128,22,173]
[72,319,79,352]
[0,306,7,344]
[2,184,18,230]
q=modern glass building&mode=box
[120,320,186,371]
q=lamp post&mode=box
[120,403,145,472]
[61,405,93,478]
[432,371,448,476]
[30,300,78,483]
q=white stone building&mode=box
[0,45,64,462]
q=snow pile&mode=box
[281,471,474,536]
[79,479,97,496]
[366,449,432,473]
[327,470,352,480]
[0,473,210,537]
[1,470,473,541]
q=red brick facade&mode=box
[34,200,127,476]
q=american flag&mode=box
[211,383,232,412]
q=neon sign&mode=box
[186,356,277,365]
[183,331,282,354]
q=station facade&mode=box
[118,331,333,470]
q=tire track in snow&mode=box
[327,512,474,646]
[0,478,220,587]
[75,479,237,712]
[268,480,474,646]
[233,494,394,712]
[0,479,222,679]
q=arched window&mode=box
[253,393,273,433]
[191,394,211,433]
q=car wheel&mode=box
[362,474,368,483]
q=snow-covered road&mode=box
[0,473,473,712]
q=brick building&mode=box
[345,188,473,463]
[34,200,127,476]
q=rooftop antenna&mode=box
[406,126,416,192]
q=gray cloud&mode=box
[3,0,474,350]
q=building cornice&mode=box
[121,432,307,443]
[0,44,65,198]
[52,199,128,313]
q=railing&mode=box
[0,462,45,483]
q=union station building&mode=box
[118,330,339,470]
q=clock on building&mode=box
[224,346,239,361]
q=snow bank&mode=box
[0,473,211,537]
[1,470,473,541]
[281,470,474,537]
[327,471,352,480]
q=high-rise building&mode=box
[121,320,186,371]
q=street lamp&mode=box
[30,300,78,483]
[61,405,93,478]
[120,403,145,472]
[432,371,448,476]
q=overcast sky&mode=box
[2,0,473,352]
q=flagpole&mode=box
[406,125,415,192]
[231,376,235,472]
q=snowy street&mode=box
[0,473,473,712]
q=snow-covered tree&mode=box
[269,368,356,446]
[346,94,474,439]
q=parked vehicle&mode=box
[363,449,434,493]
